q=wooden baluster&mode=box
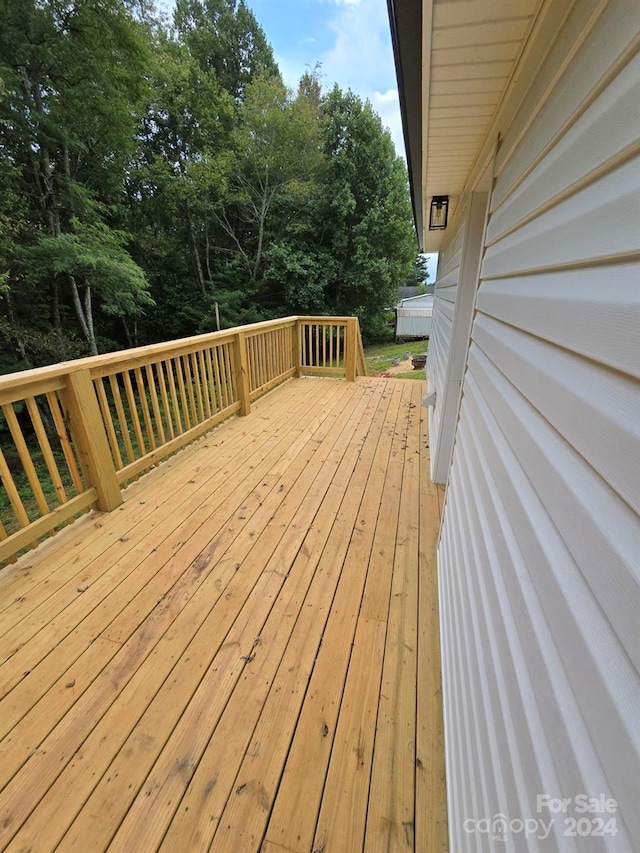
[2,403,50,517]
[108,375,135,464]
[188,352,204,423]
[166,359,183,435]
[253,335,260,390]
[0,514,17,562]
[197,351,211,419]
[222,344,232,409]
[0,444,32,529]
[292,321,302,377]
[95,378,124,470]
[258,334,264,386]
[25,396,67,506]
[175,356,192,430]
[211,346,224,410]
[246,337,255,393]
[261,333,268,386]
[145,363,166,445]
[123,370,146,457]
[205,349,218,414]
[46,391,84,494]
[259,334,266,386]
[134,367,157,451]
[181,355,198,427]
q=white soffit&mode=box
[424,0,542,251]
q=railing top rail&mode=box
[0,375,66,408]
[0,316,301,395]
[296,316,355,323]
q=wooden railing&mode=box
[0,316,365,565]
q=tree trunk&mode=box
[20,66,70,339]
[82,279,97,354]
[20,67,61,239]
[69,275,98,355]
[204,211,214,284]
[4,292,29,365]
[51,282,62,329]
[252,176,271,282]
[122,317,134,349]
[185,203,206,296]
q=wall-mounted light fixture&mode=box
[429,195,449,230]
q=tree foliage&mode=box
[0,0,417,369]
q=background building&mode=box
[395,293,434,338]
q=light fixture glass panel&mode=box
[429,196,449,230]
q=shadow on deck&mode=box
[0,376,446,852]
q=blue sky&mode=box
[247,0,404,156]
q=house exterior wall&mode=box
[395,311,432,338]
[435,0,640,849]
[396,294,434,337]
[428,192,488,483]
[427,199,467,467]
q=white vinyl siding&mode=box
[427,211,466,469]
[428,192,489,483]
[437,0,640,849]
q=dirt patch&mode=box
[374,355,424,378]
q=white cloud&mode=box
[321,0,392,94]
[271,0,407,158]
[301,0,406,157]
[320,0,405,155]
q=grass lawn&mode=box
[364,339,428,374]
[393,370,425,381]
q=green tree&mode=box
[218,74,325,286]
[0,2,419,364]
[407,254,430,292]
[317,87,416,338]
[0,0,152,355]
[17,220,154,348]
[174,0,278,101]
[130,35,235,304]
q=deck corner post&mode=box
[63,369,123,512]
[292,318,302,377]
[345,318,357,382]
[233,332,251,415]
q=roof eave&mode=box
[387,0,424,247]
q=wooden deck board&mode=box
[0,377,447,852]
[364,384,422,852]
[156,382,399,853]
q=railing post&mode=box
[63,370,123,511]
[233,332,251,415]
[345,318,357,382]
[292,319,302,377]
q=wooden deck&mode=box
[0,376,446,853]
